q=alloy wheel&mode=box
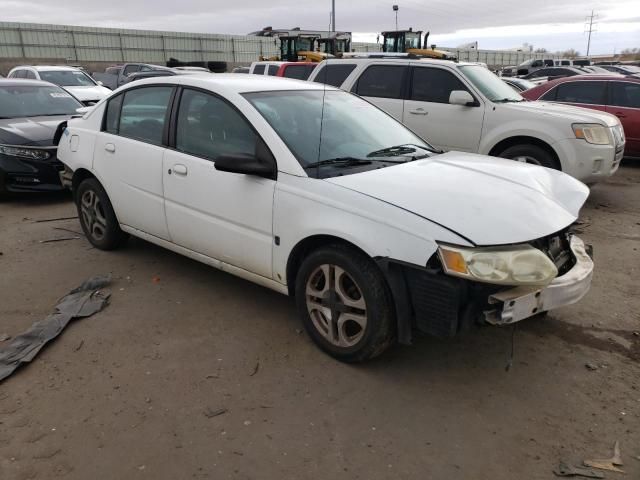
[512,155,542,165]
[80,189,107,241]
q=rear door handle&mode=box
[171,164,188,176]
[104,143,115,153]
[409,108,428,115]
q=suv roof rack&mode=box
[341,52,456,61]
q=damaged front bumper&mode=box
[483,236,593,325]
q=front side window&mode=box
[176,89,257,161]
[411,67,472,104]
[313,64,356,87]
[118,86,173,146]
[383,35,396,52]
[253,65,265,75]
[244,90,435,178]
[356,65,407,99]
[0,84,82,118]
[554,81,606,104]
[38,70,96,86]
[610,82,640,108]
[459,65,522,102]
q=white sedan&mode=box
[56,75,594,362]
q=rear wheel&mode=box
[76,178,128,250]
[295,245,395,362]
[498,144,559,170]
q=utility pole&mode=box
[585,9,598,57]
[331,0,336,32]
[393,5,399,31]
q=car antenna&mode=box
[316,34,330,179]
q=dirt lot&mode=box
[1,164,639,480]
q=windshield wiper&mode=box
[304,157,372,169]
[367,143,436,158]
[493,98,525,103]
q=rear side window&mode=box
[104,94,123,134]
[282,64,316,80]
[118,86,173,146]
[410,67,470,103]
[313,64,356,87]
[610,82,640,108]
[11,70,26,79]
[267,65,279,76]
[355,65,407,99]
[24,70,37,79]
[253,65,265,75]
[554,81,606,104]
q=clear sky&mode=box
[1,0,638,54]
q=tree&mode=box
[558,48,580,58]
[621,47,639,54]
[534,48,548,53]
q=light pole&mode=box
[331,0,336,32]
[393,5,399,31]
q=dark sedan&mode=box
[0,79,83,193]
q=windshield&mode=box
[244,90,435,177]
[39,70,97,87]
[0,85,82,118]
[459,65,523,102]
[620,65,640,74]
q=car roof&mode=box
[121,73,334,93]
[544,74,640,85]
[0,78,57,87]
[314,57,474,68]
[13,65,84,72]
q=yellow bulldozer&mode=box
[381,29,455,60]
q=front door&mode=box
[402,65,484,152]
[162,88,276,278]
[92,85,174,239]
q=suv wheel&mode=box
[498,144,559,170]
[295,244,395,362]
[76,178,128,250]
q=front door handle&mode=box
[104,143,116,153]
[171,164,188,176]
[409,108,428,115]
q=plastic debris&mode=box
[0,333,11,342]
[0,275,111,382]
[584,441,624,473]
[553,461,604,478]
[585,363,598,371]
[203,407,228,418]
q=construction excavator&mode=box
[253,27,352,62]
[381,29,456,60]
[277,33,331,62]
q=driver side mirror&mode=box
[214,138,277,180]
[96,80,104,86]
[449,90,478,107]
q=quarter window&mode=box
[175,89,257,161]
[118,86,173,146]
[253,65,265,75]
[355,65,407,99]
[410,67,470,104]
[313,64,356,87]
[610,82,640,109]
[554,81,606,105]
[104,94,123,134]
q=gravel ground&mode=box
[0,164,639,480]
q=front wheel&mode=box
[295,245,395,362]
[76,178,128,250]
[498,144,559,170]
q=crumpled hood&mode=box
[0,116,71,146]
[63,85,112,102]
[326,152,589,246]
[506,100,620,127]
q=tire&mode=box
[498,144,559,170]
[75,178,128,250]
[295,244,395,362]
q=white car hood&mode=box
[62,85,112,102]
[326,152,589,246]
[505,100,619,127]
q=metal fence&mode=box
[0,21,553,66]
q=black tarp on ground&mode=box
[0,275,111,382]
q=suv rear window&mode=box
[354,65,407,99]
[313,64,356,87]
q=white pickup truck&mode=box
[307,58,625,183]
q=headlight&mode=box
[0,145,51,160]
[438,244,558,286]
[572,123,611,145]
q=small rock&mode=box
[585,362,598,371]
[244,420,252,426]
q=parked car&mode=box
[502,77,537,92]
[599,65,640,77]
[172,66,211,72]
[517,58,555,75]
[521,66,586,81]
[92,63,172,89]
[7,65,112,105]
[499,66,517,77]
[57,75,595,361]
[307,58,625,183]
[276,62,317,80]
[0,79,84,193]
[249,61,285,76]
[579,66,620,75]
[232,66,251,74]
[522,76,640,158]
[124,70,178,83]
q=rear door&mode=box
[542,80,607,113]
[402,65,484,152]
[607,81,640,155]
[92,85,174,239]
[352,64,408,121]
[162,88,276,277]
